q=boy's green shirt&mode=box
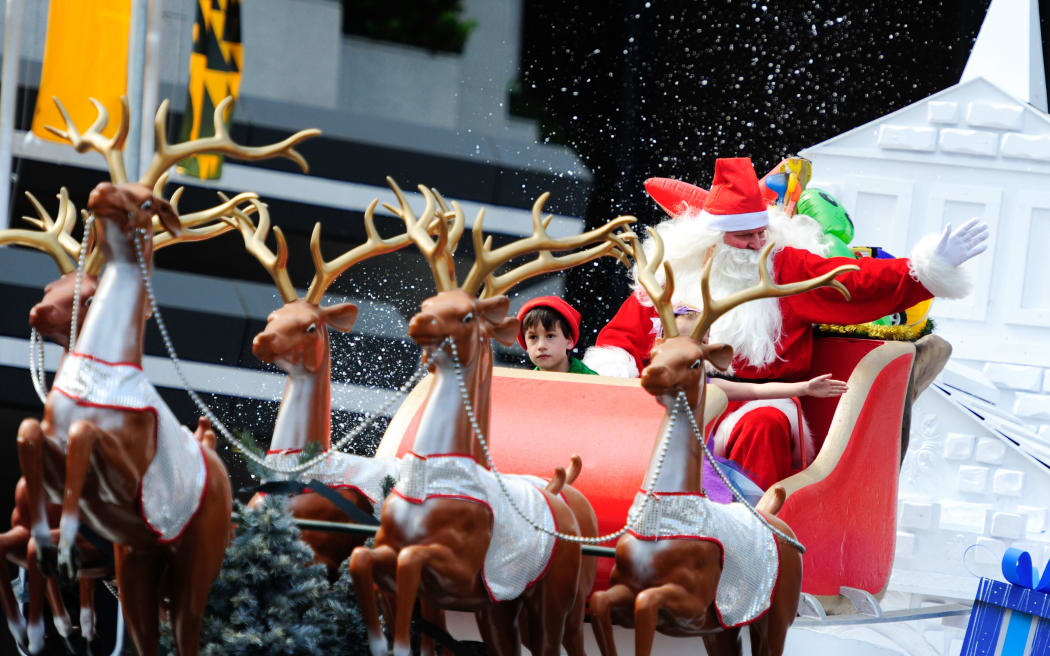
[534,356,598,375]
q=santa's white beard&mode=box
[706,243,782,371]
[631,206,827,371]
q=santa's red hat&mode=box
[516,296,581,349]
[698,157,769,232]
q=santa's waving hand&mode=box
[583,157,988,490]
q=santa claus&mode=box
[583,157,989,489]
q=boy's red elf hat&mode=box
[516,296,581,349]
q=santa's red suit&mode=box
[592,248,938,488]
[586,158,979,490]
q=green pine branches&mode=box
[162,497,370,655]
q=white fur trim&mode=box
[712,398,814,471]
[908,233,973,299]
[582,346,638,377]
[699,208,769,231]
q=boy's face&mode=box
[523,322,574,372]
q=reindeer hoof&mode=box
[57,544,82,584]
[36,542,59,578]
[60,626,87,655]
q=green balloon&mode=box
[798,188,855,244]
[823,234,857,260]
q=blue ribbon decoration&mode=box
[1002,547,1050,593]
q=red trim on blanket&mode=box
[68,351,142,370]
[405,451,476,461]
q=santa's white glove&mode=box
[582,346,638,378]
[934,218,989,267]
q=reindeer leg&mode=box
[588,584,634,656]
[167,450,231,656]
[57,420,108,583]
[419,598,448,656]
[24,538,50,654]
[634,583,710,656]
[114,545,163,656]
[349,545,398,656]
[392,545,435,656]
[79,576,96,647]
[17,419,56,577]
[0,526,30,649]
[475,600,522,656]
[702,628,740,656]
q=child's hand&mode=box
[805,373,848,398]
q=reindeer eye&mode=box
[140,199,153,211]
[306,323,317,334]
[462,312,474,323]
[689,359,703,370]
[83,297,93,307]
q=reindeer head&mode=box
[409,291,519,370]
[627,230,858,409]
[390,177,635,371]
[233,190,419,376]
[31,274,100,348]
[87,182,181,262]
[0,188,99,346]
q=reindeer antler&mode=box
[140,97,321,188]
[691,241,859,341]
[463,192,635,296]
[229,198,297,303]
[305,197,417,304]
[45,97,130,183]
[1,188,79,273]
[152,191,258,251]
[619,228,680,337]
[388,177,464,292]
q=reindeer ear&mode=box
[701,343,734,371]
[476,295,510,324]
[152,197,182,238]
[488,316,521,346]
[476,295,518,345]
[321,302,358,333]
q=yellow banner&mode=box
[30,0,131,143]
[177,0,243,179]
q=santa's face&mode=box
[722,228,767,251]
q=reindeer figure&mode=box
[350,179,631,656]
[587,232,857,656]
[14,95,317,656]
[1,187,239,654]
[229,187,440,573]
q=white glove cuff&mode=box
[909,233,973,299]
[582,346,639,378]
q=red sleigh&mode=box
[377,333,915,599]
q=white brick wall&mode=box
[975,437,1007,464]
[983,363,1044,391]
[958,465,989,492]
[993,469,1025,496]
[1001,133,1050,161]
[1044,370,1050,392]
[966,101,1025,130]
[928,101,960,124]
[944,433,975,460]
[878,125,937,151]
[940,128,999,156]
[1013,392,1050,420]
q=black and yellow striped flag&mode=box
[177,0,242,179]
